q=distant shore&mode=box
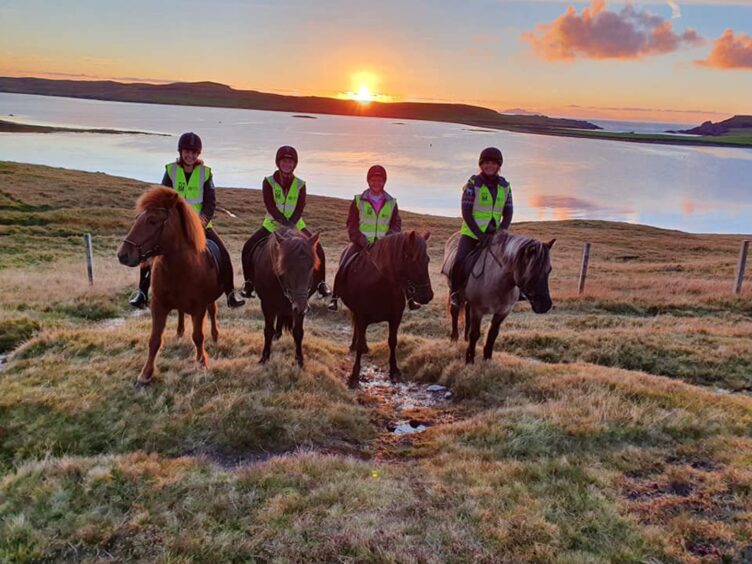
[0,118,165,136]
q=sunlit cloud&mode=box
[696,29,752,69]
[667,0,681,18]
[522,0,704,61]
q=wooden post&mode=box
[84,233,94,286]
[734,240,749,295]
[578,242,591,295]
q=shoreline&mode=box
[0,118,166,136]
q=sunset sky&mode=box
[1,0,750,123]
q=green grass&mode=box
[0,161,751,562]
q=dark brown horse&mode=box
[334,231,434,388]
[441,231,555,364]
[247,227,320,367]
[117,187,221,386]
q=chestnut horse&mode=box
[246,227,320,367]
[334,231,434,388]
[117,187,222,386]
[441,230,555,364]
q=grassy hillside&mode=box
[1,162,751,562]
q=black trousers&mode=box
[450,234,480,292]
[138,227,235,295]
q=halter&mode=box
[123,208,170,263]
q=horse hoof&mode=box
[273,334,281,341]
[211,332,219,343]
[134,378,152,389]
[450,334,458,342]
[296,357,304,368]
[389,370,402,382]
[259,356,269,365]
[347,376,359,389]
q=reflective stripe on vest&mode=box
[356,194,395,244]
[166,163,212,228]
[460,181,508,239]
[262,175,306,232]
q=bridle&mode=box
[123,208,170,263]
[472,235,546,299]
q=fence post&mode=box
[734,240,749,295]
[578,242,591,295]
[84,233,94,286]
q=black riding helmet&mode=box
[275,145,298,166]
[479,147,503,166]
[178,132,202,152]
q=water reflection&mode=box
[0,92,750,234]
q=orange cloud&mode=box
[696,29,752,69]
[523,0,704,61]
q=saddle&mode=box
[205,239,223,283]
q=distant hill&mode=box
[0,77,600,134]
[672,115,752,136]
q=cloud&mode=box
[696,29,752,69]
[522,0,704,61]
[666,0,681,18]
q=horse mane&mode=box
[136,186,206,255]
[492,231,548,280]
[370,231,426,273]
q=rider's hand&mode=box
[199,214,208,227]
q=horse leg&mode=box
[348,316,366,388]
[208,300,219,343]
[137,305,168,387]
[293,313,305,368]
[259,309,275,364]
[463,302,471,342]
[449,297,460,342]
[191,307,208,370]
[483,312,507,361]
[176,310,185,338]
[274,316,283,340]
[388,316,402,381]
[465,307,482,365]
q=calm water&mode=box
[1,93,750,234]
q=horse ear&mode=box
[544,238,556,249]
[308,231,321,249]
[422,231,431,242]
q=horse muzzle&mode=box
[529,295,553,314]
[117,241,141,267]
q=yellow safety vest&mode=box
[262,175,306,232]
[460,176,509,239]
[356,192,395,243]
[165,163,212,229]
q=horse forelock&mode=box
[490,233,548,281]
[136,186,177,213]
[372,231,426,270]
[135,187,205,256]
[275,231,316,275]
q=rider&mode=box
[240,145,330,298]
[128,132,246,309]
[128,132,245,309]
[328,164,420,311]
[448,147,514,308]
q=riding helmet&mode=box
[478,147,503,166]
[275,145,299,166]
[367,164,387,181]
[178,132,202,152]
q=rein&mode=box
[123,207,170,262]
[365,238,428,299]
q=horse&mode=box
[334,231,434,388]
[441,231,555,364]
[117,186,222,386]
[245,227,320,367]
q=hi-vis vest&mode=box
[262,175,306,232]
[356,192,396,244]
[165,163,212,229]
[460,176,509,239]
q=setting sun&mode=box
[354,85,373,103]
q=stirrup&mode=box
[227,292,246,308]
[129,290,148,309]
[407,298,421,311]
[327,298,338,312]
[317,281,332,298]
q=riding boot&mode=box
[129,265,150,309]
[129,290,148,309]
[327,296,338,311]
[226,291,245,308]
[240,280,255,298]
[407,298,421,311]
[317,281,332,297]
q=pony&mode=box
[334,231,433,388]
[118,186,222,386]
[441,231,555,363]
